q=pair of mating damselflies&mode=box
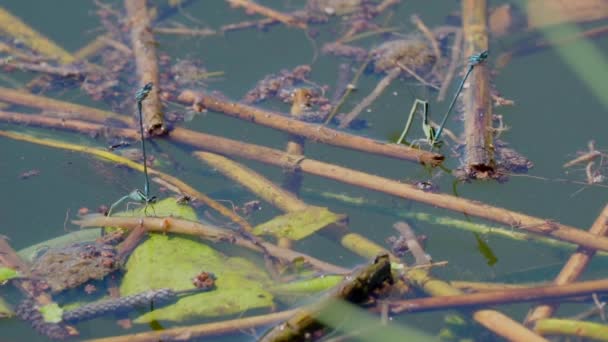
[396,50,489,149]
[107,83,157,216]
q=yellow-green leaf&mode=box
[252,206,345,240]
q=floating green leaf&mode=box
[39,303,63,323]
[0,267,20,284]
[252,206,345,240]
[118,198,273,322]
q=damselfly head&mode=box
[135,82,154,102]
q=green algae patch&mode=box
[118,198,273,322]
[252,206,345,240]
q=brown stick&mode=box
[84,309,297,342]
[177,90,443,166]
[461,0,494,177]
[391,277,608,314]
[125,0,166,135]
[338,67,401,129]
[0,87,132,125]
[525,204,608,324]
[1,111,604,252]
[226,0,307,29]
[73,215,348,274]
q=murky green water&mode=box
[1,1,608,341]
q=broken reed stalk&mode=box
[195,151,399,261]
[0,6,75,63]
[0,237,78,338]
[533,318,608,341]
[391,277,608,314]
[0,87,132,125]
[84,309,298,342]
[525,204,608,324]
[226,0,307,29]
[0,127,252,233]
[1,111,606,252]
[73,215,348,274]
[337,67,401,129]
[125,0,165,135]
[461,0,494,177]
[260,255,392,341]
[177,90,443,166]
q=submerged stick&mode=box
[85,309,297,342]
[525,204,608,324]
[391,277,608,314]
[177,90,443,166]
[338,67,401,129]
[0,87,132,125]
[125,0,166,135]
[460,0,494,177]
[1,112,603,252]
[0,6,74,63]
[73,215,348,274]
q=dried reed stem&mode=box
[177,90,443,166]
